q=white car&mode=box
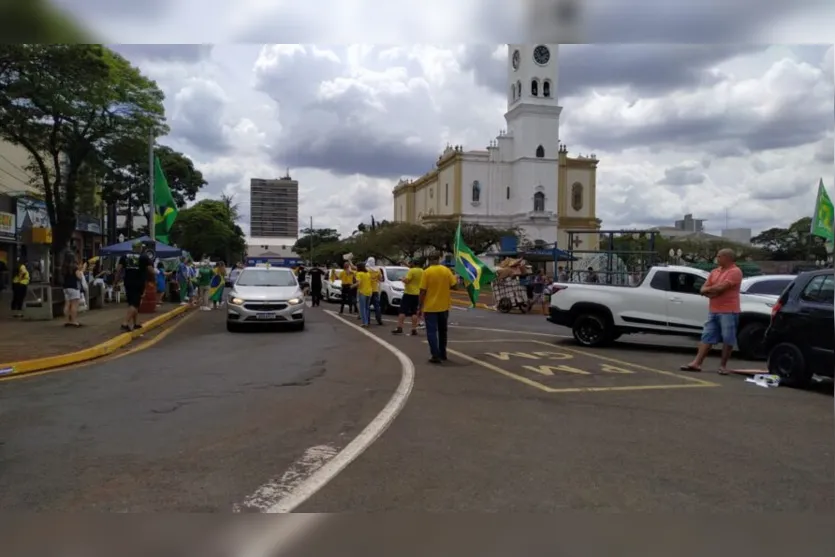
[322,277,342,302]
[226,267,305,332]
[377,266,410,314]
[547,265,776,359]
[740,274,795,300]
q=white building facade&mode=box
[393,44,600,250]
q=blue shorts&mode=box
[700,313,738,345]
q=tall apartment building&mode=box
[249,175,299,238]
[674,213,705,233]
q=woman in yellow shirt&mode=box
[338,262,357,314]
[354,262,372,327]
[11,257,29,318]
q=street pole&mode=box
[148,128,155,242]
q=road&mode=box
[1,303,832,519]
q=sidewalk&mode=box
[0,301,182,364]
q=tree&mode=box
[0,44,167,253]
[220,193,240,222]
[293,227,342,262]
[169,199,245,262]
[423,222,515,254]
[752,217,826,261]
[94,138,205,234]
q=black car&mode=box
[764,269,834,387]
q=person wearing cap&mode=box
[116,240,154,331]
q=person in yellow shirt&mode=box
[354,262,373,327]
[11,257,29,318]
[366,257,383,325]
[392,259,423,336]
[338,262,357,314]
[419,253,457,363]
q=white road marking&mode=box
[379,317,572,338]
[233,445,338,513]
[238,309,415,514]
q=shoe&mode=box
[120,324,131,332]
[429,357,442,364]
[392,327,403,334]
[410,329,418,336]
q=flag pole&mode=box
[148,128,155,242]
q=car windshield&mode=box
[386,268,408,281]
[236,269,296,287]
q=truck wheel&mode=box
[572,313,613,347]
[737,321,768,360]
[767,342,811,388]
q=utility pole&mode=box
[309,216,314,264]
[148,128,155,241]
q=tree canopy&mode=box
[170,200,245,263]
[0,44,167,253]
[751,217,828,261]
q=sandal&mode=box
[679,364,701,372]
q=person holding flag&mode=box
[153,155,178,244]
[453,220,496,307]
[210,261,227,309]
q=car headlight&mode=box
[230,297,244,305]
[392,285,403,291]
[288,297,303,305]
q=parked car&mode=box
[764,269,834,387]
[547,265,776,359]
[740,275,795,299]
[377,266,410,314]
[322,277,342,302]
[226,266,305,332]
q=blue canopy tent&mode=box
[99,235,182,258]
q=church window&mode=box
[506,186,510,199]
[531,79,538,96]
[571,182,583,211]
[445,183,448,205]
[533,191,545,212]
[510,84,515,100]
[472,180,480,202]
[543,80,551,97]
[516,80,521,98]
[535,145,544,158]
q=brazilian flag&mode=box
[454,221,496,306]
[153,155,178,244]
[208,271,224,302]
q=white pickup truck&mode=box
[547,265,776,359]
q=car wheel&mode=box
[572,313,613,347]
[737,321,768,360]
[380,293,390,314]
[767,342,811,388]
[226,321,241,332]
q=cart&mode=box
[492,276,529,313]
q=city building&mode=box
[249,174,299,239]
[721,227,752,245]
[392,44,600,250]
[674,213,705,233]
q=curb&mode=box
[0,305,193,378]
[450,297,494,310]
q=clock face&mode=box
[533,45,550,65]
[512,49,520,70]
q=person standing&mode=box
[210,261,227,309]
[155,262,167,305]
[197,261,213,311]
[297,265,308,295]
[530,268,548,313]
[681,248,744,374]
[338,262,356,314]
[228,261,244,287]
[10,257,29,318]
[309,265,324,306]
[117,240,153,331]
[354,262,372,327]
[60,252,83,327]
[418,253,457,364]
[392,259,423,336]
[366,257,383,325]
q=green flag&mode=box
[453,221,496,306]
[153,155,177,244]
[810,178,833,242]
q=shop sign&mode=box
[0,211,15,240]
[15,198,50,231]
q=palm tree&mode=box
[220,193,240,222]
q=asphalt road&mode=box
[0,307,401,512]
[1,303,832,522]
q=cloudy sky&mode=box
[103,41,832,239]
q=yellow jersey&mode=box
[13,264,29,285]
[403,267,423,296]
[355,271,372,296]
[338,269,355,285]
[419,264,456,313]
[369,268,381,292]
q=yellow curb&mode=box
[450,298,493,310]
[0,305,193,377]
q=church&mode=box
[392,44,601,251]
